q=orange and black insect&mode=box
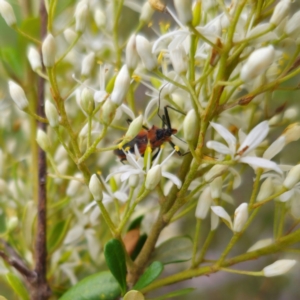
[114,105,187,162]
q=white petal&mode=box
[162,171,182,188]
[206,141,232,155]
[120,104,135,120]
[83,201,97,214]
[94,90,107,102]
[144,97,158,124]
[238,121,269,155]
[263,136,286,160]
[263,260,297,277]
[113,191,128,202]
[211,206,233,229]
[239,156,283,174]
[211,211,219,231]
[221,192,234,204]
[105,166,132,182]
[120,169,143,182]
[247,238,273,252]
[152,30,189,53]
[278,190,294,202]
[210,122,236,154]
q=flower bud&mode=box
[174,0,193,25]
[270,1,290,26]
[210,177,222,199]
[27,46,42,72]
[42,34,56,67]
[94,8,106,28]
[285,11,300,37]
[0,0,16,27]
[170,45,188,74]
[124,115,143,140]
[204,165,228,182]
[7,216,18,231]
[282,122,300,144]
[111,65,130,106]
[100,99,117,125]
[8,81,29,110]
[183,109,199,142]
[64,28,77,44]
[195,187,212,219]
[80,88,95,115]
[283,164,300,190]
[139,2,155,23]
[136,35,157,71]
[81,52,95,77]
[256,177,274,202]
[263,259,296,277]
[129,174,139,188]
[240,46,275,81]
[36,129,51,152]
[45,100,59,127]
[89,174,103,201]
[233,203,248,233]
[75,3,88,33]
[126,35,139,71]
[66,174,84,197]
[145,165,162,190]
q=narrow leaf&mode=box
[59,271,120,300]
[6,273,30,300]
[133,261,164,290]
[47,216,72,255]
[131,234,147,260]
[151,236,193,264]
[104,239,127,295]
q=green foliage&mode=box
[59,271,120,300]
[133,261,164,290]
[6,273,30,300]
[104,239,127,295]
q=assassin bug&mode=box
[114,89,189,161]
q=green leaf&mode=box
[131,234,147,260]
[150,288,195,300]
[59,271,121,300]
[0,47,24,78]
[133,261,163,290]
[6,273,30,300]
[151,236,193,265]
[104,239,127,295]
[124,290,145,300]
[127,216,144,231]
[47,216,72,255]
[0,210,6,234]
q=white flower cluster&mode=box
[2,0,300,291]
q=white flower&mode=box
[240,46,275,82]
[106,146,182,190]
[42,34,56,67]
[0,0,16,27]
[211,203,248,233]
[27,46,42,72]
[136,35,157,71]
[110,65,131,106]
[81,52,95,77]
[83,175,128,223]
[8,81,29,110]
[195,187,213,219]
[263,259,296,277]
[206,121,282,173]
